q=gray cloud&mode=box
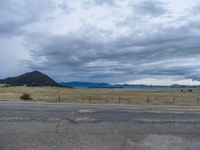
[82,0,115,9]
[26,17,200,83]
[1,0,200,84]
[133,0,167,16]
[93,0,114,5]
[0,0,72,37]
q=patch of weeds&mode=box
[20,93,33,101]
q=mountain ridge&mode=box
[60,81,168,88]
[60,81,118,88]
[0,71,63,87]
[1,71,200,88]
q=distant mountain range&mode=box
[61,82,200,89]
[0,71,63,87]
[60,82,112,88]
[1,71,200,89]
[60,81,167,88]
[170,84,200,88]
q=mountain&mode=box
[120,84,167,88]
[60,82,167,88]
[0,71,63,87]
[60,82,117,88]
[170,84,200,88]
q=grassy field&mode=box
[1,86,200,106]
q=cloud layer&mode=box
[1,0,200,84]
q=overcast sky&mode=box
[1,0,200,85]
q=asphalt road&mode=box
[1,102,200,150]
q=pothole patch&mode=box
[78,109,96,113]
[73,117,100,123]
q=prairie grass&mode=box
[0,86,200,106]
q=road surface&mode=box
[0,101,200,150]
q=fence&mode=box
[54,94,200,106]
[2,87,200,106]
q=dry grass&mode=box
[0,86,200,106]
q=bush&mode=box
[20,93,33,100]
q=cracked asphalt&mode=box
[0,101,200,150]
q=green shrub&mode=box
[20,93,33,100]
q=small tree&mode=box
[20,93,33,100]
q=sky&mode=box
[1,0,200,85]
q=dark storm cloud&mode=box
[2,0,200,83]
[26,17,200,82]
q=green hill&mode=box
[0,71,63,87]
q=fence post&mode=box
[58,95,61,102]
[173,97,175,103]
[111,89,113,100]
[89,96,91,103]
[197,97,199,104]
[119,96,121,104]
[147,96,150,104]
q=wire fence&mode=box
[52,94,200,106]
[1,87,200,106]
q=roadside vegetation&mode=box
[20,93,33,101]
[1,86,200,106]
